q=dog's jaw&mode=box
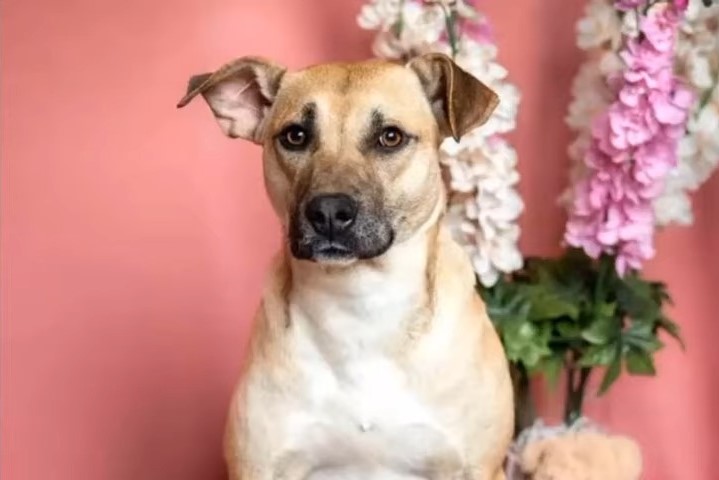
[288,209,396,264]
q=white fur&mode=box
[277,230,459,479]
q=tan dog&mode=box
[178,53,513,480]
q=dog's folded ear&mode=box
[408,53,498,142]
[177,57,286,144]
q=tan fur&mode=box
[180,54,512,480]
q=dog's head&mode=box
[178,54,498,265]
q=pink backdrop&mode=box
[2,0,717,479]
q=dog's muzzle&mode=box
[289,193,394,262]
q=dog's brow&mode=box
[277,102,316,132]
[358,108,387,154]
[300,102,316,131]
[370,109,384,131]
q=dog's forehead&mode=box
[271,60,428,123]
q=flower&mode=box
[565,3,693,274]
[578,0,625,49]
[654,0,719,225]
[615,0,645,11]
[357,0,403,30]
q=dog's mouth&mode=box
[290,233,395,263]
[312,241,356,264]
[290,236,359,264]
[289,215,395,264]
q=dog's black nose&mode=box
[305,194,358,236]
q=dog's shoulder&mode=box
[260,251,292,324]
[243,252,292,371]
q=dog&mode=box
[178,53,513,480]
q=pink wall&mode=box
[1,0,717,479]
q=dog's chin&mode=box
[313,247,359,266]
[290,235,394,265]
[290,241,358,266]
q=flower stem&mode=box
[434,1,459,58]
[445,11,459,58]
[696,74,718,117]
[564,353,592,425]
[393,0,406,37]
[512,363,536,435]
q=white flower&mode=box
[654,164,696,226]
[684,53,713,88]
[576,0,624,50]
[441,138,524,286]
[654,1,719,226]
[357,0,402,31]
[363,1,448,58]
[620,9,641,39]
[565,59,610,131]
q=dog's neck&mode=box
[287,220,441,351]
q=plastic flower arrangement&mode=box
[566,1,694,274]
[485,0,704,434]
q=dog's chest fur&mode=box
[283,239,458,478]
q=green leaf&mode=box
[526,284,580,321]
[595,301,617,318]
[556,321,582,340]
[649,281,672,305]
[531,355,564,388]
[598,357,622,395]
[657,315,685,350]
[581,305,619,345]
[480,279,531,331]
[502,320,552,368]
[614,274,661,322]
[625,349,656,376]
[623,322,662,353]
[481,279,556,370]
[578,343,618,367]
[522,253,592,322]
[592,254,615,303]
[549,248,594,283]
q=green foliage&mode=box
[478,249,683,424]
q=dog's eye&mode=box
[279,125,310,150]
[377,127,404,149]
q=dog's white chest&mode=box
[325,356,427,431]
[287,338,458,479]
[280,252,460,478]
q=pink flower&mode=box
[616,239,655,276]
[673,0,689,11]
[618,204,653,240]
[615,0,645,11]
[607,104,659,150]
[649,91,689,125]
[619,82,648,108]
[624,65,673,90]
[564,3,694,275]
[633,139,675,184]
[642,12,677,52]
